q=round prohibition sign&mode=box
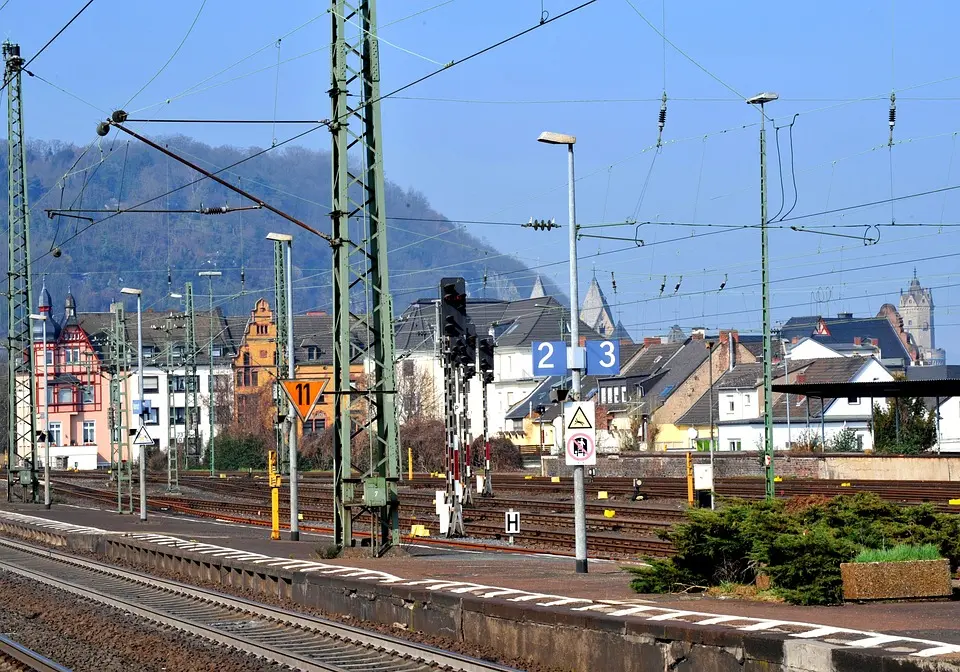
[566,432,595,463]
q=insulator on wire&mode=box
[610,271,617,294]
[674,275,682,294]
[659,275,666,296]
[657,92,668,147]
[888,92,896,146]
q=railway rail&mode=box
[0,636,71,672]
[0,536,517,672]
[50,481,675,558]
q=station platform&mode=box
[1,502,960,671]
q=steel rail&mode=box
[0,537,517,672]
[0,635,72,672]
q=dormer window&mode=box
[307,346,320,361]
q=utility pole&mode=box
[4,41,37,503]
[536,130,588,574]
[108,303,133,512]
[272,237,290,475]
[184,283,199,468]
[199,271,221,476]
[121,288,146,522]
[478,336,495,497]
[330,0,401,555]
[747,92,779,501]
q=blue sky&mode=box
[6,1,960,358]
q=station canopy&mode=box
[771,379,960,399]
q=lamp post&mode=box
[266,232,298,541]
[198,271,221,477]
[29,313,50,508]
[121,287,146,521]
[746,92,778,501]
[537,130,588,574]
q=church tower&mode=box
[899,269,934,352]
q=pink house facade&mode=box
[33,290,111,469]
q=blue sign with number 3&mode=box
[531,341,568,376]
[585,340,620,376]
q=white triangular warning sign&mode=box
[567,406,593,430]
[133,426,154,446]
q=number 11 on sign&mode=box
[280,378,330,421]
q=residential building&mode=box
[394,294,609,445]
[596,331,756,451]
[705,356,894,452]
[782,313,913,369]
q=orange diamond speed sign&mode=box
[280,378,330,421]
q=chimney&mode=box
[871,338,879,347]
[691,327,705,340]
[853,336,862,346]
[792,336,799,344]
[728,332,735,372]
[643,337,661,346]
[796,374,806,384]
[305,310,327,317]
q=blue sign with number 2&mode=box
[586,340,620,376]
[532,341,568,376]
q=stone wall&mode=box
[541,452,960,481]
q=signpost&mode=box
[505,510,520,544]
[280,378,330,421]
[564,401,597,467]
[268,450,281,540]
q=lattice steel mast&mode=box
[184,283,200,466]
[330,0,400,554]
[273,240,290,474]
[4,41,37,502]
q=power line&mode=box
[0,0,95,94]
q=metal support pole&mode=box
[135,294,146,522]
[935,396,942,454]
[759,103,775,500]
[204,275,217,476]
[564,142,588,574]
[819,398,826,450]
[284,238,299,541]
[707,341,714,509]
[895,396,901,445]
[41,318,49,508]
[482,380,493,496]
[783,339,791,449]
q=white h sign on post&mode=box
[564,400,597,466]
[504,510,520,534]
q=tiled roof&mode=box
[906,365,960,381]
[394,295,605,352]
[638,340,711,414]
[782,315,910,361]
[504,374,599,421]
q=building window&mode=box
[143,376,159,393]
[304,416,327,434]
[82,420,95,444]
[728,439,742,451]
[45,349,53,365]
[511,418,524,431]
[236,370,243,387]
[847,397,860,405]
[251,370,259,386]
[256,323,268,335]
[47,422,61,446]
[259,350,268,359]
[144,407,160,425]
[170,375,199,393]
[744,394,752,406]
[81,385,95,405]
[726,395,735,412]
[65,347,81,363]
[57,387,73,404]
[173,345,185,357]
[142,345,157,357]
[243,352,251,366]
[212,346,223,357]
[170,407,185,425]
[307,346,321,361]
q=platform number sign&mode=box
[586,340,620,376]
[531,341,567,376]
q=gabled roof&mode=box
[637,340,711,414]
[394,295,605,353]
[676,363,763,427]
[580,277,616,337]
[504,374,599,421]
[530,275,546,299]
[769,356,873,419]
[620,342,685,378]
[782,314,909,361]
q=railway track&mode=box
[0,636,70,672]
[0,536,517,672]
[51,481,676,558]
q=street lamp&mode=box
[265,232,299,541]
[198,271,221,477]
[537,129,589,574]
[746,92,778,500]
[120,287,147,521]
[28,313,50,509]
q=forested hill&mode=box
[4,137,560,318]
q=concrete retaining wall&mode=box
[541,452,960,481]
[0,519,950,672]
